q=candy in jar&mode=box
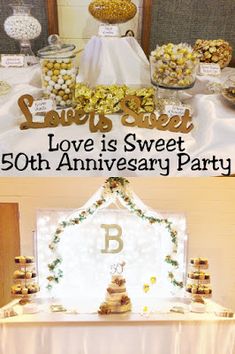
[38,35,77,108]
[150,43,199,89]
[89,0,137,24]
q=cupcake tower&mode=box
[11,256,40,305]
[186,257,212,303]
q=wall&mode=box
[0,177,235,310]
[57,0,143,53]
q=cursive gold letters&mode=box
[120,95,194,134]
[18,94,112,133]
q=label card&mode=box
[30,99,55,114]
[98,24,120,37]
[164,104,191,117]
[199,63,221,76]
[1,54,25,67]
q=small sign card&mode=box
[98,24,120,37]
[1,54,25,67]
[30,98,55,114]
[164,104,191,117]
[199,63,221,76]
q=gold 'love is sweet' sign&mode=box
[120,96,194,134]
[18,94,112,133]
[18,94,194,134]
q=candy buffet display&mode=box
[4,4,41,65]
[194,39,232,68]
[11,256,40,305]
[38,35,77,108]
[98,263,132,314]
[186,257,212,311]
[89,0,137,24]
[150,43,199,89]
[74,84,155,114]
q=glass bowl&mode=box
[88,0,137,24]
[150,43,199,90]
[222,75,235,105]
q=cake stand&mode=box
[186,259,212,312]
[11,261,39,305]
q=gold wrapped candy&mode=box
[194,39,232,68]
[89,0,137,24]
[74,84,155,114]
[150,43,199,88]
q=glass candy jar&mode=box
[222,75,235,105]
[38,35,77,108]
[88,0,137,24]
[4,4,41,65]
[150,43,199,106]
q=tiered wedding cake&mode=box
[98,264,131,314]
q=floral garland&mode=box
[47,177,183,290]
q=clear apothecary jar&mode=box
[222,74,235,105]
[4,4,41,65]
[38,35,77,108]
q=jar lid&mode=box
[38,34,76,58]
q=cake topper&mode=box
[110,261,125,275]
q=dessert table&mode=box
[0,301,234,354]
[0,66,235,176]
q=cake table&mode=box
[0,299,234,354]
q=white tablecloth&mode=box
[0,304,235,354]
[0,66,235,176]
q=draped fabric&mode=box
[0,310,235,354]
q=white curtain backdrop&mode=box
[36,207,187,313]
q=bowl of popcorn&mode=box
[150,43,199,90]
[89,0,137,24]
[194,39,232,69]
[38,35,77,108]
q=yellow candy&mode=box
[51,75,58,82]
[150,276,156,284]
[143,306,149,313]
[61,63,67,69]
[53,69,60,76]
[177,58,185,65]
[63,75,69,81]
[54,63,61,70]
[143,284,150,293]
[58,90,65,97]
[47,62,54,70]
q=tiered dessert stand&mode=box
[11,256,40,305]
[186,258,212,312]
